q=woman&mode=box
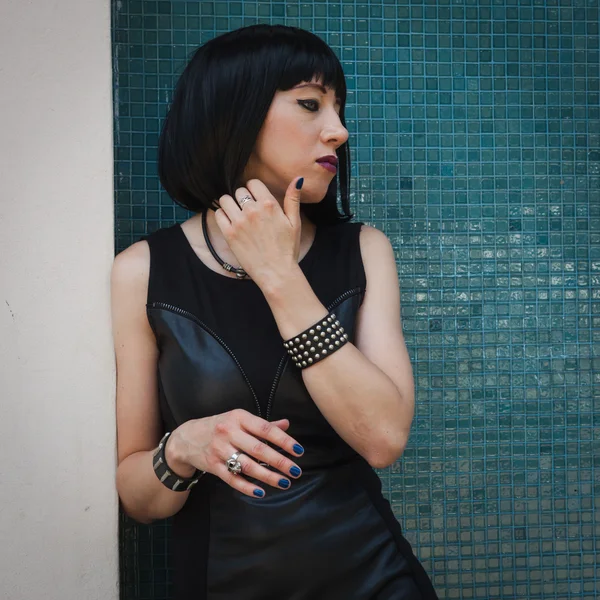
[112,24,438,600]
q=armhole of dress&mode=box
[141,233,154,307]
[143,229,169,308]
[140,232,159,340]
[353,221,368,306]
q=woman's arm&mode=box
[260,225,414,469]
[112,241,195,524]
[112,241,307,519]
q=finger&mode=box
[272,418,290,431]
[234,187,256,210]
[235,450,292,490]
[232,429,303,479]
[282,176,303,230]
[216,461,268,498]
[245,179,273,206]
[218,194,244,224]
[242,414,305,459]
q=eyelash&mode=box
[298,99,320,112]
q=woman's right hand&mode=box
[165,409,304,498]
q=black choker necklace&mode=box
[202,210,250,279]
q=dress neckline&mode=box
[175,220,321,284]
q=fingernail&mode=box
[296,177,304,190]
[279,479,291,489]
[293,444,304,455]
[253,489,265,498]
[289,466,301,477]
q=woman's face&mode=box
[243,77,349,205]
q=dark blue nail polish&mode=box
[296,177,304,190]
[279,479,291,489]
[253,489,265,498]
[290,466,301,477]
[293,444,304,455]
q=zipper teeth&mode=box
[148,302,263,418]
[326,287,362,311]
[265,354,287,422]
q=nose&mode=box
[321,110,349,149]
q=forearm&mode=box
[116,434,194,524]
[301,343,412,467]
[261,268,414,467]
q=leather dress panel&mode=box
[204,457,412,600]
[147,306,260,424]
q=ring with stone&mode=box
[226,451,243,475]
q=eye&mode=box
[297,99,319,112]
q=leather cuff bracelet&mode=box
[283,311,349,369]
[152,431,204,492]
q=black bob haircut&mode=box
[158,24,353,226]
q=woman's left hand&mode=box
[213,177,304,288]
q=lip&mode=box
[316,155,338,166]
[317,162,337,174]
[316,155,338,174]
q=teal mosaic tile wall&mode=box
[112,1,599,598]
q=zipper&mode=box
[148,302,263,418]
[326,287,363,312]
[265,353,287,422]
[149,286,363,422]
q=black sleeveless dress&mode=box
[144,218,438,600]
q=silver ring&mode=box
[237,195,253,208]
[226,451,243,475]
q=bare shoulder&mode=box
[357,223,394,264]
[111,240,150,288]
[110,239,154,350]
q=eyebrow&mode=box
[293,83,342,105]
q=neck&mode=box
[201,208,314,266]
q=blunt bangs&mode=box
[158,25,353,225]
